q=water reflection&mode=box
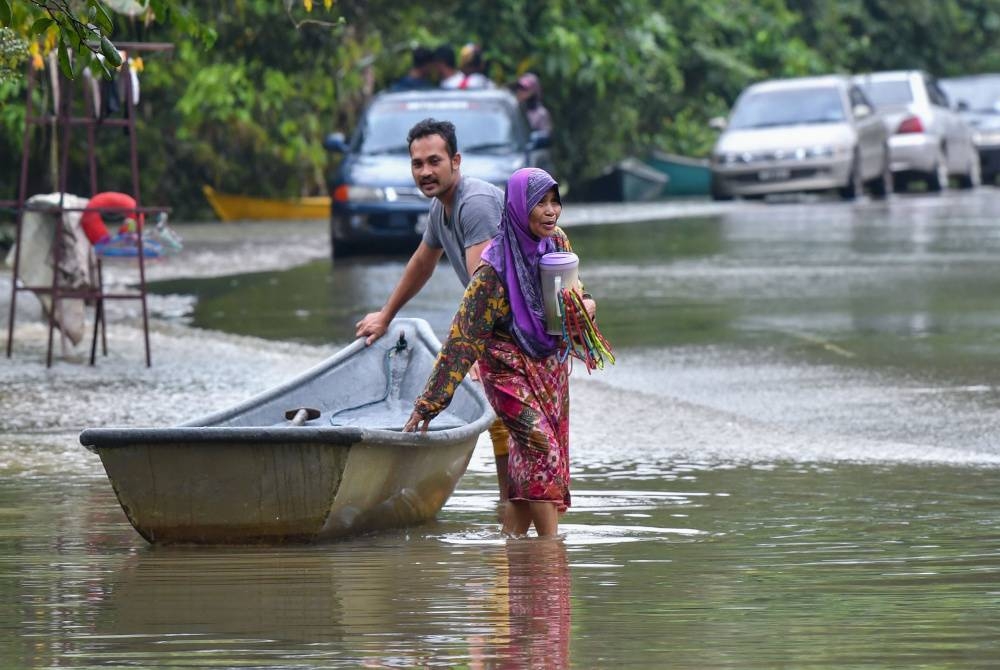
[498,539,571,669]
[77,529,572,668]
[2,461,1000,668]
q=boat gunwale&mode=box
[648,149,711,169]
[78,318,495,452]
[79,415,494,451]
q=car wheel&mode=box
[926,151,948,192]
[838,152,863,200]
[331,239,358,259]
[710,175,733,201]
[893,172,910,193]
[956,151,981,189]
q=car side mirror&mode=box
[708,116,727,131]
[323,132,348,153]
[528,130,551,150]
[853,103,873,119]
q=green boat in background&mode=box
[574,157,669,202]
[645,150,712,197]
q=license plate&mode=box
[758,168,791,182]
[415,213,429,234]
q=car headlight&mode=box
[805,145,835,159]
[333,185,392,203]
[714,152,742,165]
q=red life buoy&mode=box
[81,192,139,245]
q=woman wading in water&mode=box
[404,167,596,537]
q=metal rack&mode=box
[2,42,173,367]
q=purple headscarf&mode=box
[481,167,560,358]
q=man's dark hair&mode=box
[412,46,434,69]
[433,45,456,69]
[407,118,458,157]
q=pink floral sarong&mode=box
[480,337,570,511]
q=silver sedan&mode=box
[853,70,980,191]
[711,75,892,201]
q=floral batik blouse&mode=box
[413,227,579,419]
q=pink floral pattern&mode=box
[480,337,570,511]
[413,228,575,510]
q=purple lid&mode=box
[539,252,579,268]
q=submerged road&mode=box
[2,190,999,468]
[2,190,999,669]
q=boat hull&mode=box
[202,185,330,221]
[96,433,476,543]
[81,319,494,544]
[576,157,668,202]
[645,150,712,197]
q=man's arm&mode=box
[464,239,492,279]
[355,241,444,345]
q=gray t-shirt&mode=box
[422,176,504,286]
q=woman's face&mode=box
[528,187,561,239]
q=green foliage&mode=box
[787,0,1000,75]
[0,26,27,82]
[0,1,213,80]
[5,0,1000,217]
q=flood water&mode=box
[3,191,1000,667]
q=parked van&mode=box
[323,89,552,257]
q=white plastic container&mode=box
[539,252,579,335]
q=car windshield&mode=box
[356,100,520,155]
[728,87,846,129]
[940,78,1000,113]
[855,79,913,108]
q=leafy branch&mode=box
[281,0,345,31]
[0,25,28,82]
[1,0,122,79]
[0,1,213,81]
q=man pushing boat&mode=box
[355,118,513,512]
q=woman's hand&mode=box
[403,410,431,433]
[582,297,597,321]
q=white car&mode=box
[853,70,980,191]
[939,73,1000,185]
[711,75,892,201]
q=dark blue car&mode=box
[323,88,552,257]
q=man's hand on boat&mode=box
[355,310,391,346]
[403,410,431,433]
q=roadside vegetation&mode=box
[3,0,1000,219]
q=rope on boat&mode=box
[329,333,409,425]
[557,288,615,373]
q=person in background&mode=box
[354,118,514,509]
[451,42,495,90]
[434,45,463,88]
[390,45,434,92]
[514,72,552,134]
[403,167,598,537]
